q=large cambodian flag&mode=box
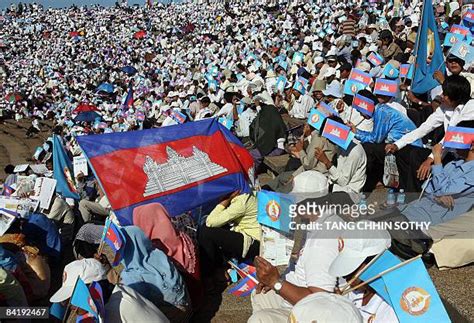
[76,119,254,224]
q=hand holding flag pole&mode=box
[227,260,259,284]
[342,255,422,296]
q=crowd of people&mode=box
[0,0,473,321]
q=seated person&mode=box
[315,116,367,197]
[198,191,260,284]
[348,89,423,192]
[249,103,287,172]
[264,122,337,193]
[328,226,397,322]
[386,75,474,192]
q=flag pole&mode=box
[340,251,385,292]
[62,277,80,323]
[227,261,259,284]
[409,0,427,90]
[342,255,422,295]
[97,216,111,255]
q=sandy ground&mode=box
[0,119,472,322]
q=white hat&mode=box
[291,170,328,195]
[329,221,391,277]
[314,56,324,65]
[289,293,363,323]
[50,259,107,303]
[358,62,371,73]
[322,81,342,98]
[323,67,337,78]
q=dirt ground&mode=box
[0,119,472,322]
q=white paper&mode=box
[261,226,294,266]
[0,210,16,236]
[32,177,57,209]
[73,155,89,177]
[30,164,49,175]
[13,164,29,173]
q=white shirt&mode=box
[215,102,234,118]
[329,142,367,196]
[105,285,170,323]
[235,108,257,138]
[194,107,213,121]
[285,215,344,300]
[347,291,399,323]
[394,99,474,150]
[290,94,314,119]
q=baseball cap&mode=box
[289,292,363,323]
[329,221,391,277]
[50,259,107,303]
[291,170,328,194]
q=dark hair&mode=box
[4,165,15,174]
[200,96,211,104]
[456,120,474,129]
[357,89,377,104]
[442,75,471,105]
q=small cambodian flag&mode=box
[171,110,187,124]
[307,108,326,131]
[349,68,372,86]
[123,85,134,109]
[367,52,384,66]
[317,102,339,117]
[374,78,399,97]
[89,281,105,320]
[400,64,414,79]
[102,218,126,266]
[443,126,474,149]
[450,24,470,36]
[352,94,376,117]
[463,9,474,24]
[322,119,355,150]
[228,273,258,297]
[2,184,14,196]
[344,79,366,96]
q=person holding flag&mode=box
[348,88,423,192]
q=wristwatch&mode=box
[273,279,284,294]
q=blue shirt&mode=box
[355,104,423,146]
[402,160,474,225]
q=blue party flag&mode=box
[307,108,327,131]
[359,250,401,305]
[257,190,295,233]
[443,32,464,47]
[292,52,304,64]
[383,258,451,322]
[412,0,445,94]
[218,116,234,130]
[450,41,474,64]
[383,63,400,79]
[276,75,287,93]
[53,135,80,199]
[50,302,66,320]
[344,79,366,96]
[71,278,98,318]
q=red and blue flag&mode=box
[367,52,384,66]
[322,119,355,150]
[464,9,474,23]
[71,278,98,319]
[317,102,339,117]
[374,78,399,97]
[123,86,134,109]
[2,184,14,196]
[228,273,258,297]
[352,94,375,117]
[170,110,187,124]
[102,218,126,266]
[450,24,470,36]
[349,68,372,86]
[444,126,474,149]
[400,64,414,79]
[89,281,105,320]
[76,119,254,224]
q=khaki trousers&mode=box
[248,290,291,323]
[428,209,474,270]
